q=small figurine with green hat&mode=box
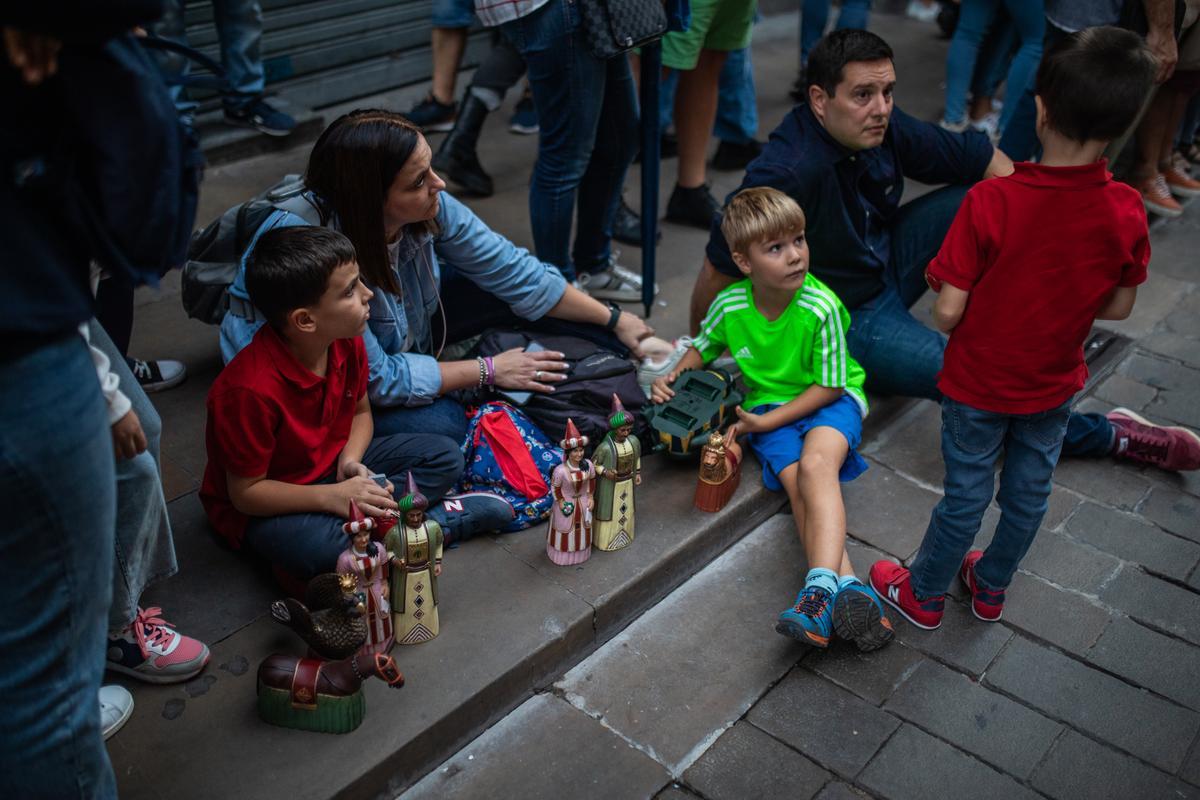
[592,394,642,552]
[384,473,444,644]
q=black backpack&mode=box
[475,330,649,446]
[180,175,323,324]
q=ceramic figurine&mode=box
[546,418,597,566]
[270,572,368,661]
[256,650,404,734]
[592,394,642,552]
[336,501,394,655]
[384,473,444,645]
[694,429,743,512]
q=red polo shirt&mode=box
[200,326,369,548]
[927,160,1149,414]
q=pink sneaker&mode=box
[1108,408,1200,472]
[106,606,210,684]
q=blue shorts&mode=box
[432,0,476,28]
[747,394,869,492]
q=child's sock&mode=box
[837,574,861,591]
[806,567,839,596]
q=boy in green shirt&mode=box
[652,187,892,651]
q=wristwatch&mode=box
[604,301,622,332]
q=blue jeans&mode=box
[89,322,179,631]
[944,0,1044,132]
[910,397,1071,596]
[242,433,462,578]
[844,185,1114,458]
[660,46,758,144]
[800,0,871,68]
[154,0,266,114]
[998,22,1067,161]
[0,334,117,800]
[374,396,470,442]
[432,0,476,28]
[500,0,639,279]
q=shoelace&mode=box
[794,589,830,616]
[1150,174,1173,200]
[131,606,175,658]
[130,359,151,381]
[1123,430,1170,462]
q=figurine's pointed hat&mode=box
[342,499,375,535]
[397,471,428,513]
[608,393,630,429]
[561,417,588,451]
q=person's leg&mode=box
[996,0,1044,134]
[675,47,729,187]
[846,288,946,399]
[149,0,197,118]
[244,511,348,579]
[468,34,528,109]
[0,335,117,799]
[833,0,872,31]
[94,274,135,356]
[713,46,756,145]
[372,397,470,443]
[800,0,833,69]
[361,432,464,503]
[944,1,997,126]
[1060,413,1115,458]
[212,0,265,103]
[431,27,470,105]
[998,22,1067,160]
[969,14,1015,119]
[794,426,852,571]
[889,184,969,306]
[975,401,1069,590]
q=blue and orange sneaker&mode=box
[833,579,895,651]
[960,550,1005,622]
[776,586,835,647]
[869,561,945,630]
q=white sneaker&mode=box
[637,336,694,396]
[970,112,1000,142]
[100,685,134,741]
[907,0,939,22]
[130,358,187,393]
[938,117,969,133]
[576,255,659,303]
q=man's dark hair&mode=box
[1036,26,1156,143]
[806,29,894,98]
[245,226,357,330]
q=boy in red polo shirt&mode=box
[871,28,1162,630]
[201,227,462,578]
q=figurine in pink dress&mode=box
[335,501,394,655]
[546,419,597,566]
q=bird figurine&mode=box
[270,573,369,660]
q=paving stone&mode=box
[747,669,900,780]
[1018,528,1122,593]
[1000,571,1112,654]
[1119,352,1200,393]
[682,722,830,800]
[1140,331,1200,363]
[1094,374,1157,411]
[892,598,1014,676]
[985,635,1200,772]
[555,517,805,774]
[858,724,1039,800]
[655,785,701,800]
[1065,501,1200,582]
[1030,730,1199,800]
[860,402,945,488]
[1051,456,1150,509]
[1149,389,1200,429]
[404,695,669,800]
[843,461,941,562]
[813,783,873,800]
[1087,616,1200,711]
[1097,271,1194,339]
[1183,740,1200,786]
[806,641,926,706]
[882,660,1062,778]
[1140,486,1200,543]
[1099,567,1200,646]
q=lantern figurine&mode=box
[384,473,444,644]
[546,418,597,565]
[335,500,394,655]
[592,394,642,552]
[694,429,743,512]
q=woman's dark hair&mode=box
[245,226,357,330]
[1035,26,1156,144]
[305,109,437,296]
[806,29,894,98]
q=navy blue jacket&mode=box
[706,103,994,309]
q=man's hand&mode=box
[1146,25,1178,83]
[111,410,148,460]
[614,312,654,358]
[3,28,61,85]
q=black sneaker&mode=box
[711,139,763,171]
[426,492,515,544]
[223,97,296,137]
[129,358,187,393]
[665,183,721,230]
[404,93,457,132]
[612,199,660,247]
[508,95,539,135]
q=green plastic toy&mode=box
[643,368,743,458]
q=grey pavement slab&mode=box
[1017,528,1122,594]
[1184,740,1200,787]
[1065,501,1200,582]
[1139,485,1200,543]
[656,786,701,800]
[1098,271,1195,340]
[859,401,945,489]
[1119,352,1200,394]
[1086,616,1200,711]
[999,571,1112,655]
[1051,455,1151,510]
[681,721,830,800]
[402,694,670,800]
[814,783,875,800]
[554,516,805,775]
[890,598,1014,677]
[1030,730,1199,800]
[1093,373,1158,411]
[806,641,925,706]
[843,460,941,562]
[1141,331,1200,363]
[1099,567,1200,646]
[881,660,1062,778]
[857,724,1040,800]
[747,669,900,780]
[984,635,1200,772]
[1149,389,1200,430]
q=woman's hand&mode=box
[492,347,570,394]
[324,477,397,517]
[614,312,654,358]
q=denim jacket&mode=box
[219,192,566,406]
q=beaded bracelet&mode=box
[476,356,487,389]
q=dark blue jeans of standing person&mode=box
[0,334,118,800]
[801,0,871,68]
[998,23,1069,161]
[153,0,267,115]
[909,397,1071,597]
[242,432,463,578]
[843,184,1115,458]
[499,0,640,281]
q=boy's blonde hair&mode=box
[720,187,807,257]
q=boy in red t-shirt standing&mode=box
[870,28,1160,630]
[200,227,462,579]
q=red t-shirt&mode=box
[200,327,369,548]
[926,160,1149,414]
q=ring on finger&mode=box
[535,370,543,380]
